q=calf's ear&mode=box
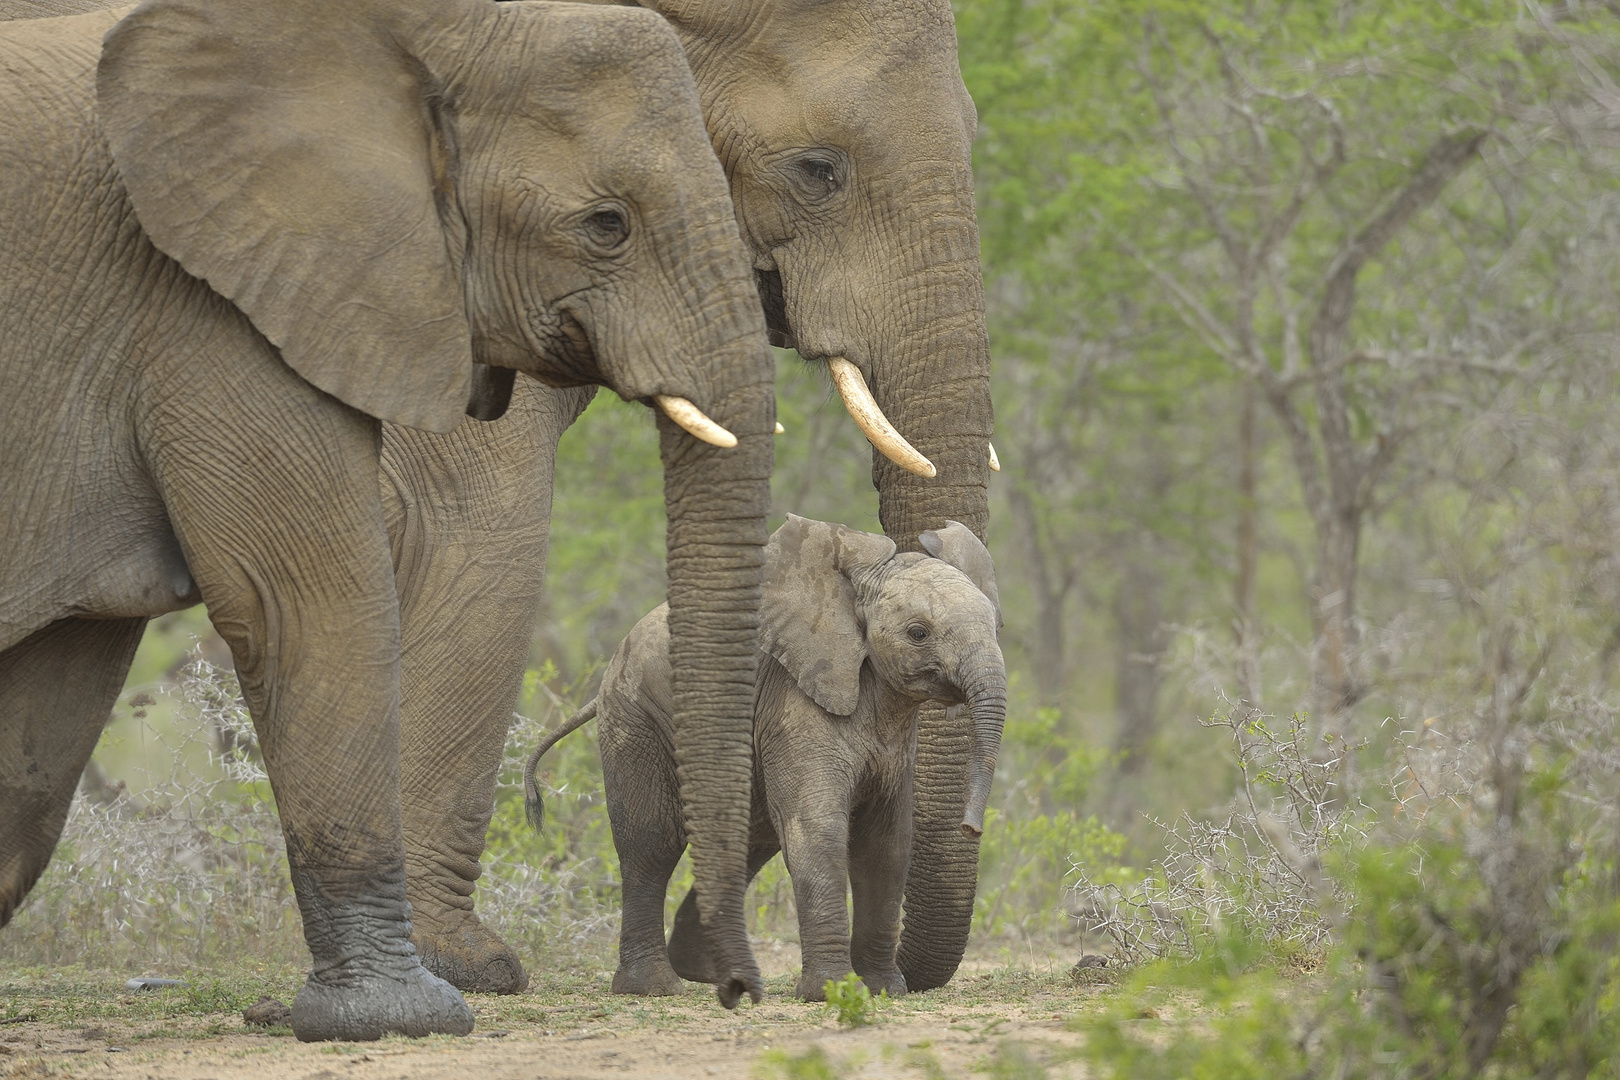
[760,515,895,716]
[920,521,1002,628]
[98,0,486,433]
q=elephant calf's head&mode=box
[761,515,1007,837]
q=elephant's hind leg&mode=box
[605,739,689,996]
[665,843,779,986]
[612,829,688,996]
[0,616,145,927]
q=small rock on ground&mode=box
[241,997,293,1027]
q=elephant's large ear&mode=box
[97,0,480,433]
[920,521,1001,628]
[761,514,896,716]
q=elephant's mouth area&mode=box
[755,269,795,350]
[525,303,602,389]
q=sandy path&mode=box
[1,948,1103,1079]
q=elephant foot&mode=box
[291,960,473,1042]
[612,959,686,996]
[414,917,529,995]
[795,965,855,1002]
[665,891,762,1006]
[854,966,908,998]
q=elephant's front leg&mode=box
[383,381,593,995]
[847,789,913,997]
[776,791,857,1001]
[148,370,470,1042]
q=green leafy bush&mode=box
[822,972,884,1027]
[976,705,1132,937]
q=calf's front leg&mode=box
[848,789,912,997]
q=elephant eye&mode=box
[790,155,843,201]
[906,623,931,643]
[582,206,630,251]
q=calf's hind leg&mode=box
[0,616,147,927]
[603,713,690,996]
[665,844,780,986]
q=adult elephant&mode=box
[0,0,774,1036]
[391,0,993,998]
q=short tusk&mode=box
[988,442,1000,472]
[654,395,738,449]
[774,422,785,435]
[826,357,936,479]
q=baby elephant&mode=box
[525,514,1006,1000]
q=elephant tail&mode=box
[524,699,598,832]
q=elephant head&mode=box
[98,0,773,1004]
[633,0,996,990]
[762,516,1006,835]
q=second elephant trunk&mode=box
[865,196,993,996]
[656,375,773,1008]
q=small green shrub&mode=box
[753,1045,848,1080]
[822,972,884,1027]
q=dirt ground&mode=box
[0,941,1111,1079]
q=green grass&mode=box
[0,964,305,1035]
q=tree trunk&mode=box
[1111,550,1166,777]
[1009,486,1069,706]
[1233,381,1261,705]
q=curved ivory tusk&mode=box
[774,422,785,434]
[988,442,1001,472]
[654,395,738,449]
[826,357,936,479]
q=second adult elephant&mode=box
[388,0,997,997]
[0,0,773,1036]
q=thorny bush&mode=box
[1074,666,1620,1078]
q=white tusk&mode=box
[988,441,1001,472]
[654,395,738,449]
[826,357,936,479]
[774,422,785,434]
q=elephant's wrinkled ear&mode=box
[761,515,896,716]
[920,521,1001,627]
[98,0,481,433]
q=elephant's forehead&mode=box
[712,0,974,142]
[473,6,711,155]
[878,561,993,621]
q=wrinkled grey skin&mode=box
[524,516,1006,1000]
[384,0,997,998]
[0,0,773,1039]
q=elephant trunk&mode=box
[657,360,774,1009]
[957,664,1007,838]
[866,195,993,547]
[863,192,992,995]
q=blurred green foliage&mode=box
[823,971,885,1027]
